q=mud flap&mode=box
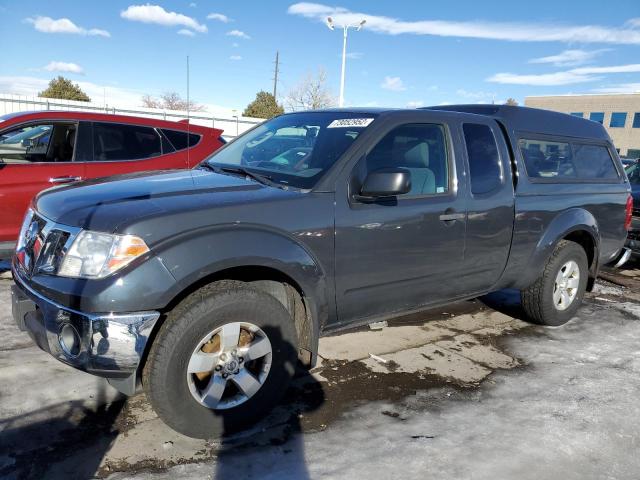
[107,373,137,396]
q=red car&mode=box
[0,111,224,255]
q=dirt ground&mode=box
[1,260,639,480]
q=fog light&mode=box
[59,324,81,357]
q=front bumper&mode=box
[11,267,160,395]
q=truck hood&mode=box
[35,168,284,233]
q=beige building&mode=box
[524,93,640,157]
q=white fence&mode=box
[0,94,263,138]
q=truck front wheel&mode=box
[520,240,589,326]
[142,282,298,439]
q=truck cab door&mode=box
[333,114,468,326]
[459,121,515,293]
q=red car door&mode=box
[0,121,84,245]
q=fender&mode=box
[516,207,600,289]
[152,224,331,357]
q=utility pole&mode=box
[273,51,280,99]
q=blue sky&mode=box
[1,0,639,113]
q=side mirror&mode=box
[357,168,411,200]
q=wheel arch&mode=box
[139,262,323,382]
[521,208,600,289]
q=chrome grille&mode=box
[17,211,77,277]
[17,212,47,275]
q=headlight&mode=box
[58,230,149,279]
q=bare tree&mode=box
[505,97,519,106]
[142,91,206,112]
[285,69,336,112]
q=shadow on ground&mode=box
[0,382,125,479]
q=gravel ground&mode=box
[1,262,639,480]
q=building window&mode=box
[570,112,583,118]
[610,112,627,128]
[633,113,640,128]
[589,112,605,124]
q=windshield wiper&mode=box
[207,164,286,190]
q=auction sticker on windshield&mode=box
[327,118,375,128]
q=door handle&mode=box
[49,176,82,184]
[439,212,465,222]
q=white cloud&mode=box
[207,13,230,23]
[488,63,640,86]
[189,2,197,7]
[232,42,239,47]
[573,64,640,74]
[406,100,423,108]
[0,76,146,106]
[177,29,195,37]
[43,61,84,74]
[626,18,640,28]
[345,52,363,59]
[529,49,610,67]
[121,4,207,33]
[229,55,242,61]
[287,2,640,44]
[592,82,640,93]
[488,71,598,86]
[25,16,110,37]
[456,89,495,100]
[381,76,406,91]
[226,29,250,39]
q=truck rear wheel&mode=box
[520,240,589,326]
[142,281,298,439]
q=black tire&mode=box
[520,240,589,326]
[142,281,298,439]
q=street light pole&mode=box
[340,26,347,108]
[326,17,365,108]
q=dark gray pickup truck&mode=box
[11,105,633,438]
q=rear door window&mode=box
[93,123,161,161]
[463,123,503,195]
[161,129,201,151]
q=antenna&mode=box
[273,51,280,99]
[186,55,190,168]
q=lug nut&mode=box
[238,357,244,363]
[222,373,228,379]
[215,365,222,371]
[220,353,227,361]
[232,349,237,356]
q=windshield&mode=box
[203,112,376,189]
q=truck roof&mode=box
[424,104,610,141]
[299,105,609,141]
